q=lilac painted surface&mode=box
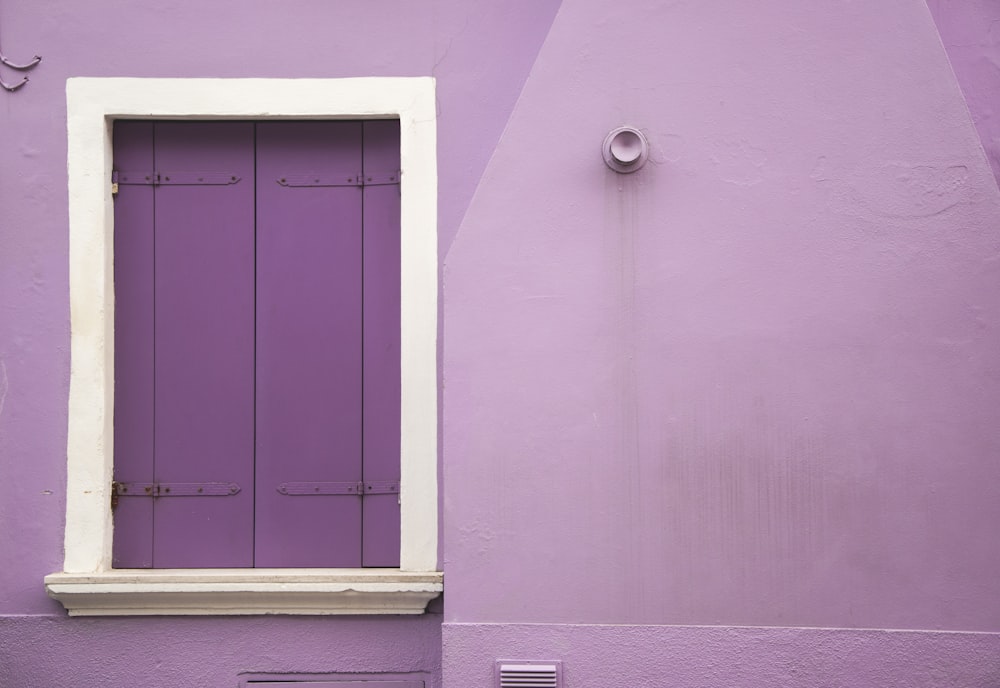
[153,122,256,567]
[444,0,1000,630]
[111,121,155,568]
[0,0,557,611]
[927,0,1000,187]
[362,120,402,567]
[0,615,442,688]
[110,121,403,567]
[113,121,401,567]
[0,0,559,678]
[255,121,365,567]
[8,0,1000,685]
[443,624,1000,688]
[112,122,258,567]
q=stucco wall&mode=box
[928,0,1000,187]
[443,624,1000,688]
[0,615,442,688]
[443,0,1000,680]
[3,0,1000,686]
[0,1,558,686]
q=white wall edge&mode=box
[62,77,439,586]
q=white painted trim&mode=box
[58,78,439,614]
[45,570,442,616]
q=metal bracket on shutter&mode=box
[276,170,400,188]
[112,481,241,497]
[159,171,242,186]
[111,171,242,187]
[363,480,401,494]
[111,170,157,193]
[359,171,401,187]
[112,480,241,512]
[276,480,400,495]
[277,481,362,495]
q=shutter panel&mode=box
[114,120,401,569]
[361,120,402,567]
[153,122,256,567]
[112,121,155,568]
[254,121,365,567]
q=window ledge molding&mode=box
[45,569,443,616]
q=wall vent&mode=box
[496,661,561,688]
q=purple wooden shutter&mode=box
[114,120,400,568]
[254,121,365,567]
[361,120,402,567]
[153,122,256,567]
[114,122,255,568]
[112,121,155,568]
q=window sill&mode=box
[44,569,443,616]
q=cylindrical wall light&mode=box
[602,126,648,173]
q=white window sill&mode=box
[44,569,443,616]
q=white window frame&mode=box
[45,78,441,616]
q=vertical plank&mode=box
[255,121,365,567]
[112,121,155,568]
[362,120,402,567]
[153,122,255,568]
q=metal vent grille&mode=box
[496,661,561,688]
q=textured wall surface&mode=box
[0,615,442,688]
[0,0,558,685]
[928,0,1000,187]
[444,0,1000,631]
[0,0,558,612]
[443,624,1000,688]
[4,0,1000,686]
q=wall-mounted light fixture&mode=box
[602,126,648,173]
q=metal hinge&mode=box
[111,170,242,191]
[276,480,400,496]
[111,480,241,510]
[276,170,401,188]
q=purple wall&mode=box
[442,0,1000,682]
[928,0,1000,187]
[0,1,558,686]
[0,615,441,688]
[444,624,1000,688]
[3,0,1000,686]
